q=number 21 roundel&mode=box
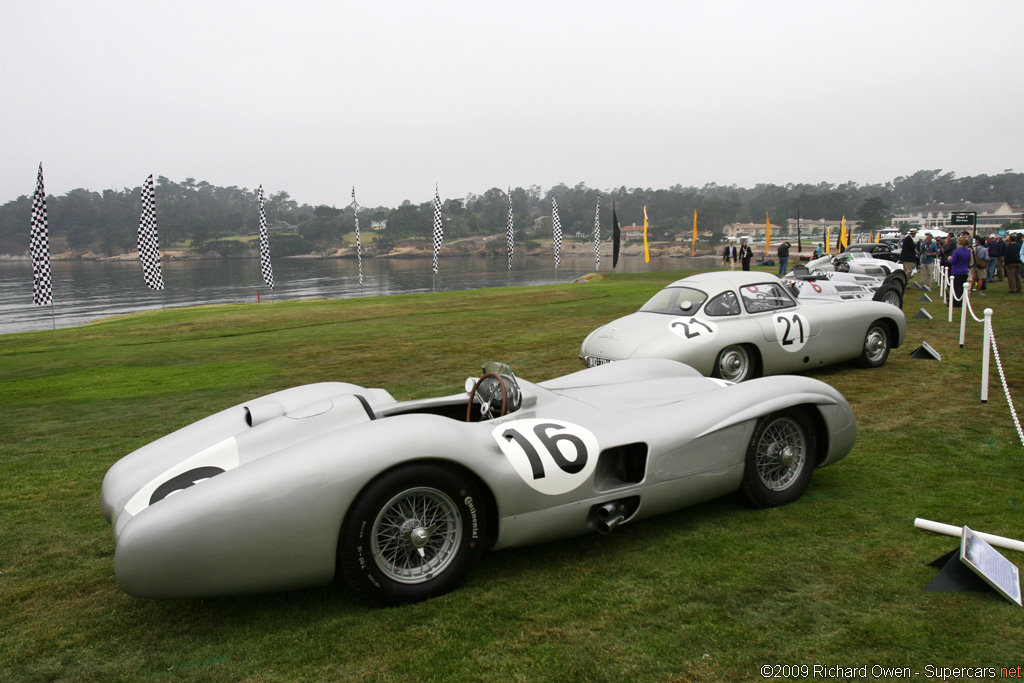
[773,312,810,352]
[493,419,600,495]
[668,316,718,344]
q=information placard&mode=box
[950,211,977,226]
[960,526,1022,606]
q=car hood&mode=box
[580,312,672,361]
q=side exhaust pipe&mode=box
[588,496,640,535]
[597,512,627,535]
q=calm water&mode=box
[0,254,697,334]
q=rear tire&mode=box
[740,408,817,508]
[338,464,487,606]
[712,345,756,383]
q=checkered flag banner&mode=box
[352,186,362,286]
[506,188,514,270]
[431,185,444,274]
[137,175,165,291]
[593,195,601,271]
[29,163,52,306]
[551,197,562,269]
[257,186,274,289]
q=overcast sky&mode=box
[3,0,1022,209]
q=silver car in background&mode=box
[580,271,906,382]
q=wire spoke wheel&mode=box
[371,487,463,584]
[741,408,817,508]
[754,417,807,491]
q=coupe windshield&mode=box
[639,287,709,315]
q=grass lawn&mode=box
[1,267,1022,682]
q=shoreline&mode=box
[0,238,822,263]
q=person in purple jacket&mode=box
[948,235,972,307]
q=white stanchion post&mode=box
[959,282,969,347]
[981,308,993,404]
[947,275,954,322]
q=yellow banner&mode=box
[840,216,848,250]
[643,206,650,263]
[765,211,772,256]
[691,210,697,257]
[826,227,831,254]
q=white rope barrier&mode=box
[988,322,1024,448]
[928,272,1022,444]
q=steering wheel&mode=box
[466,372,509,422]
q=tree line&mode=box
[1,170,1022,256]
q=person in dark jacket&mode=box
[777,241,790,276]
[987,234,1005,282]
[1005,234,1023,294]
[739,240,754,271]
[899,229,918,279]
[722,240,738,270]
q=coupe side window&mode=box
[739,283,796,314]
[639,287,708,315]
[703,291,740,317]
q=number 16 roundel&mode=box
[493,419,600,495]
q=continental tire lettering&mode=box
[464,496,479,540]
[494,419,600,495]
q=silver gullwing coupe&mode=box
[101,359,855,606]
[579,271,906,382]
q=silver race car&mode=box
[101,359,855,606]
[580,271,906,382]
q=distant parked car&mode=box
[802,251,907,285]
[579,271,906,382]
[844,242,900,263]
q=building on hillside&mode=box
[621,224,644,240]
[371,219,387,231]
[720,221,812,240]
[890,202,1021,233]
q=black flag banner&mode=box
[29,163,52,306]
[257,186,274,289]
[612,203,621,268]
[138,175,165,291]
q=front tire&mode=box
[338,464,487,606]
[856,321,891,368]
[740,408,817,508]
[873,283,903,309]
[712,344,756,382]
